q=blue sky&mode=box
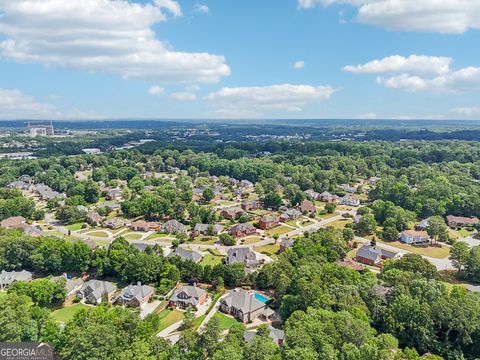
[0,0,479,120]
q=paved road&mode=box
[157,320,184,338]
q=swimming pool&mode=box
[254,293,270,303]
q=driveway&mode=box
[140,300,161,319]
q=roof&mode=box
[170,285,206,306]
[244,325,284,344]
[280,238,295,248]
[161,220,186,233]
[0,216,26,228]
[131,220,149,228]
[300,200,316,211]
[446,215,479,224]
[120,283,154,302]
[79,280,117,300]
[0,270,32,286]
[194,223,224,234]
[168,248,203,263]
[260,215,279,223]
[230,223,256,233]
[50,275,83,293]
[227,247,258,266]
[222,289,266,314]
[222,207,245,217]
[336,259,365,271]
[356,245,397,261]
[402,230,429,237]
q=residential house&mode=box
[97,202,121,211]
[336,259,366,272]
[400,230,430,244]
[192,223,223,237]
[446,215,480,228]
[0,270,32,290]
[117,282,155,307]
[50,274,84,297]
[415,219,429,231]
[355,244,398,267]
[279,238,295,252]
[229,223,257,238]
[241,199,261,211]
[86,211,102,226]
[226,247,260,267]
[234,188,246,198]
[340,184,358,194]
[259,215,280,230]
[280,209,302,222]
[130,220,150,232]
[77,280,117,304]
[169,285,207,309]
[341,195,361,207]
[240,180,254,189]
[103,217,126,230]
[221,207,245,220]
[7,180,32,191]
[35,184,65,200]
[161,220,186,234]
[300,200,316,214]
[105,188,122,201]
[244,325,284,346]
[319,191,340,203]
[0,216,26,229]
[168,248,203,263]
[304,189,320,200]
[220,289,267,323]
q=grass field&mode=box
[86,231,109,238]
[157,309,185,332]
[327,219,351,230]
[213,312,239,330]
[191,237,218,245]
[199,254,224,267]
[123,233,143,240]
[317,212,338,220]
[455,228,477,238]
[377,239,450,258]
[285,220,299,228]
[51,304,90,323]
[242,236,262,245]
[146,232,170,240]
[254,243,280,255]
[191,315,206,332]
[66,223,85,231]
[266,226,292,237]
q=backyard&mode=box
[51,303,90,323]
[157,309,185,332]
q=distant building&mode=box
[244,325,284,346]
[229,223,257,238]
[446,215,480,228]
[26,120,54,137]
[168,248,203,263]
[300,200,316,214]
[340,195,360,207]
[241,199,261,211]
[221,207,245,220]
[280,209,302,222]
[161,220,186,234]
[279,238,295,252]
[355,244,398,267]
[220,289,268,323]
[0,270,33,290]
[400,230,430,244]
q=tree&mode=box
[203,188,214,203]
[325,203,336,214]
[450,241,469,271]
[219,233,236,246]
[356,214,377,235]
[382,254,437,279]
[342,228,355,242]
[263,192,282,210]
[426,216,447,245]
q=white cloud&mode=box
[343,55,451,76]
[298,0,480,34]
[345,55,480,93]
[171,92,197,101]
[356,112,377,119]
[195,4,210,13]
[450,106,480,119]
[293,60,305,69]
[0,0,230,84]
[148,86,165,95]
[186,84,201,92]
[207,84,335,116]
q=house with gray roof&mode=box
[280,209,302,222]
[161,220,186,234]
[280,238,295,252]
[244,325,284,346]
[169,285,207,309]
[168,248,203,263]
[50,274,84,297]
[0,270,33,290]
[220,289,268,323]
[355,244,398,267]
[193,223,223,236]
[117,282,154,307]
[35,184,65,200]
[226,247,260,268]
[77,280,117,304]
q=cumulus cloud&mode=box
[345,55,480,93]
[450,106,480,119]
[298,0,480,34]
[171,92,197,101]
[207,84,335,117]
[343,55,452,76]
[148,86,165,95]
[293,60,305,69]
[195,4,210,13]
[0,0,230,84]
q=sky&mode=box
[0,0,480,121]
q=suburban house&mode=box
[105,188,122,201]
[50,274,84,297]
[192,223,224,237]
[168,248,203,263]
[117,282,154,307]
[0,270,33,290]
[221,207,245,220]
[340,184,358,193]
[336,259,366,272]
[400,230,430,244]
[280,238,295,252]
[226,247,261,268]
[304,189,320,200]
[240,180,254,189]
[229,223,257,238]
[300,200,316,214]
[97,202,121,211]
[446,215,480,228]
[86,211,103,226]
[35,184,65,200]
[341,195,361,207]
[241,199,261,211]
[161,220,186,234]
[369,177,381,186]
[0,216,26,229]
[169,285,207,309]
[220,288,268,323]
[130,220,150,232]
[76,280,117,305]
[259,215,280,230]
[244,325,285,346]
[415,219,429,231]
[103,217,127,230]
[7,180,32,191]
[355,244,398,267]
[280,209,302,222]
[319,191,340,203]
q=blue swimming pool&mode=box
[254,293,270,303]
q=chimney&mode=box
[137,281,141,286]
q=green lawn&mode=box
[146,232,170,240]
[266,226,292,237]
[191,237,218,245]
[51,304,90,323]
[455,228,477,238]
[285,220,299,228]
[254,243,280,255]
[123,233,143,240]
[199,254,225,267]
[327,219,351,230]
[376,239,450,259]
[86,231,109,238]
[317,212,338,220]
[242,236,262,245]
[213,312,239,330]
[66,223,86,231]
[191,315,206,332]
[157,309,185,332]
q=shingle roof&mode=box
[170,285,206,306]
[168,248,203,263]
[222,289,265,314]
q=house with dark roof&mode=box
[77,280,117,304]
[279,209,302,222]
[221,207,245,220]
[117,282,154,307]
[220,289,268,323]
[319,191,340,203]
[229,223,257,238]
[446,215,480,228]
[169,285,207,309]
[244,325,284,346]
[226,247,260,268]
[241,199,261,211]
[35,184,65,200]
[168,248,203,263]
[259,215,280,230]
[355,244,398,267]
[192,223,223,236]
[300,200,316,214]
[0,270,32,290]
[161,220,186,234]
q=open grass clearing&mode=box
[254,243,280,256]
[242,236,263,245]
[66,223,86,231]
[85,231,110,238]
[266,226,292,237]
[122,233,143,241]
[326,219,351,230]
[51,303,90,323]
[191,237,218,245]
[213,312,239,330]
[157,309,185,332]
[376,239,450,259]
[199,254,224,267]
